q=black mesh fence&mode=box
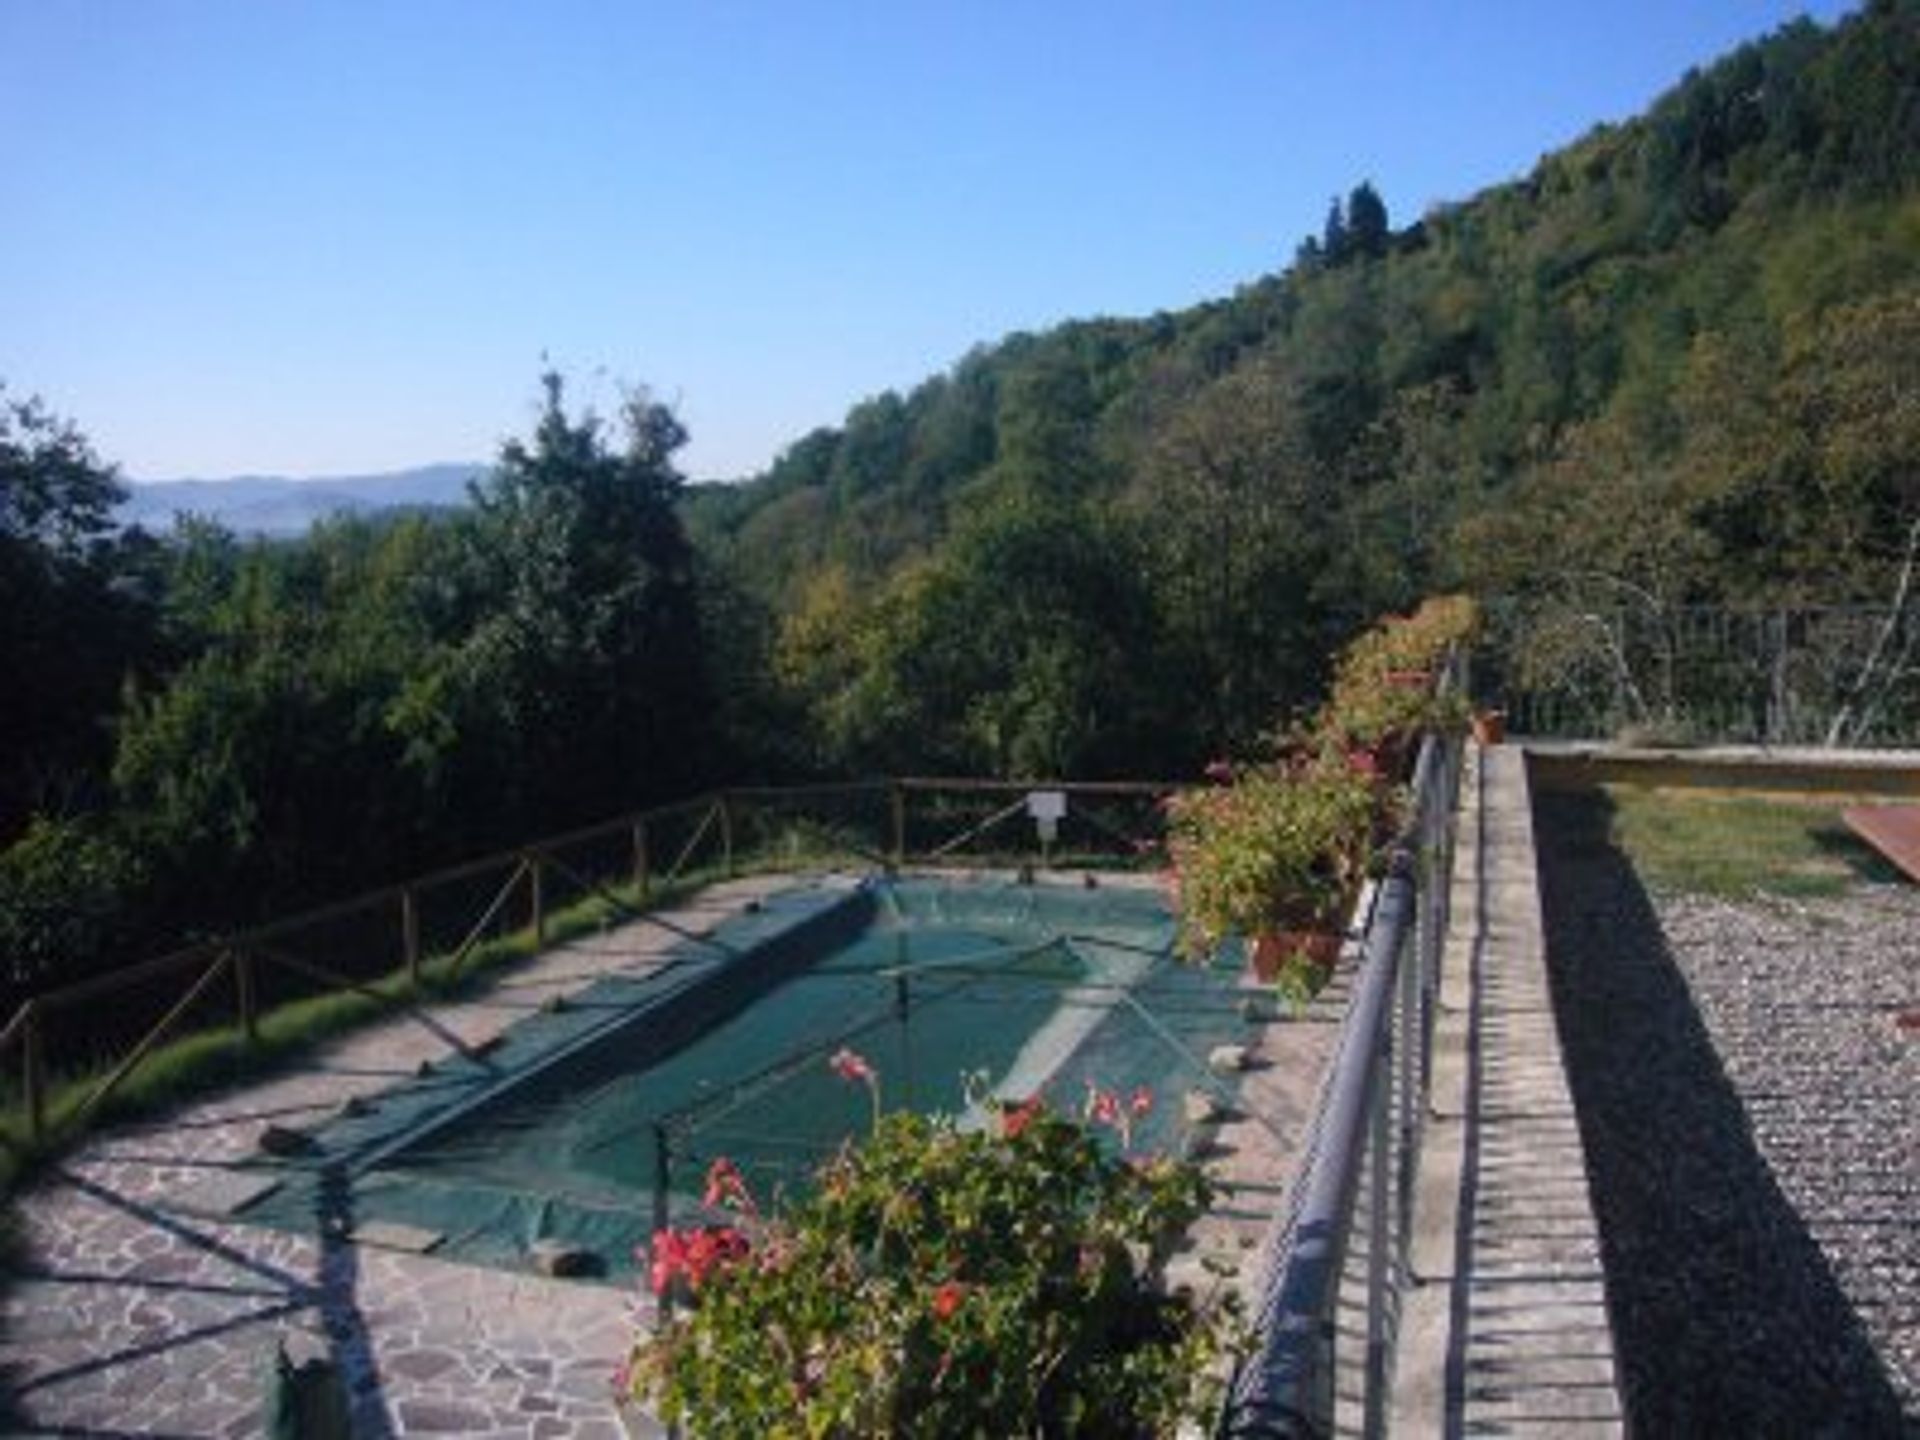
[1485,600,1920,746]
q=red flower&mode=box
[1082,1081,1149,1149]
[690,1226,749,1285]
[703,1156,753,1212]
[1203,758,1235,784]
[648,1228,688,1296]
[829,1046,876,1084]
[1001,1097,1043,1140]
[931,1280,969,1320]
[1085,1083,1121,1128]
[648,1224,750,1296]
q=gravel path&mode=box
[1535,791,1917,1436]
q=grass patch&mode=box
[1600,785,1898,899]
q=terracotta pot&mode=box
[1249,928,1343,982]
[1471,709,1507,746]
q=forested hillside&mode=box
[692,0,1920,770]
[4,0,1917,996]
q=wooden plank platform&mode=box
[1842,804,1920,884]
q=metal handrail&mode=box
[1222,714,1464,1437]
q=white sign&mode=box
[1026,790,1068,822]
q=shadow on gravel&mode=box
[1533,788,1911,1437]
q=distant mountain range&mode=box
[118,462,485,537]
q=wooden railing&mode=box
[0,775,1178,1155]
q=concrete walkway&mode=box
[1393,745,1624,1435]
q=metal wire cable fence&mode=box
[1221,724,1465,1438]
[1483,599,1920,745]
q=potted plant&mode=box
[1322,602,1474,772]
[1165,753,1377,984]
[1325,663,1467,773]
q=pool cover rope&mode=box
[643,926,1263,1156]
[532,846,741,957]
[648,934,1067,1146]
[1059,935,1295,1150]
[1069,798,1163,856]
[611,931,1092,1176]
[653,936,1285,1204]
[249,941,486,1063]
[871,934,1070,981]
[575,1004,908,1165]
[926,794,1032,859]
[647,923,1259,1156]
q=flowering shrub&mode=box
[1162,597,1471,973]
[624,1094,1243,1437]
[1322,595,1474,749]
[1163,750,1377,959]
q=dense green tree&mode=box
[73,373,711,975]
[776,495,1159,777]
[0,815,148,995]
[910,492,1157,776]
[111,516,454,919]
[437,373,710,835]
[829,393,911,506]
[1347,182,1390,261]
[0,388,124,549]
[0,389,157,839]
[1129,356,1332,754]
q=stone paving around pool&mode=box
[1,867,1351,1437]
[2,874,830,1438]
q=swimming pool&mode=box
[240,873,1261,1280]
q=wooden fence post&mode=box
[401,887,421,988]
[527,854,546,948]
[890,782,906,868]
[632,819,651,901]
[234,947,259,1046]
[22,1001,45,1146]
[720,793,736,878]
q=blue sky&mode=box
[0,1,1857,483]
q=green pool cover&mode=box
[239,874,1262,1281]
